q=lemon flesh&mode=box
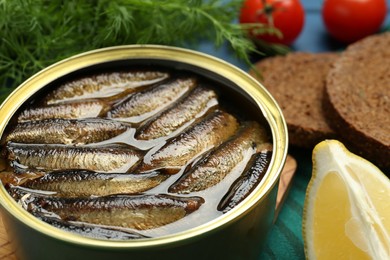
[303,140,390,260]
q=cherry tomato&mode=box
[239,0,305,45]
[322,0,387,43]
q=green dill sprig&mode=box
[0,0,276,101]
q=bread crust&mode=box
[251,52,339,149]
[325,32,390,170]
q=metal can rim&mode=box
[0,45,288,249]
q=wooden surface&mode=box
[0,155,297,259]
[275,155,297,221]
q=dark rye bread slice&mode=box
[324,32,390,170]
[250,52,338,149]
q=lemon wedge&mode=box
[303,140,390,260]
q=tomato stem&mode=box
[257,0,275,27]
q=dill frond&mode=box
[0,0,277,101]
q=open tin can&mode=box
[0,45,288,260]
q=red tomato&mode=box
[239,0,305,45]
[322,0,387,43]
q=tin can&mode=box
[0,45,288,260]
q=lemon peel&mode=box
[303,140,390,260]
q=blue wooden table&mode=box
[194,1,390,259]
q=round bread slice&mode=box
[250,52,338,149]
[324,32,390,170]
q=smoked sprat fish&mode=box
[137,110,239,174]
[36,216,148,240]
[17,100,109,122]
[6,186,148,239]
[25,194,204,230]
[7,143,143,173]
[108,77,197,123]
[45,71,169,104]
[6,118,129,145]
[135,86,218,140]
[21,170,169,198]
[168,122,270,194]
[217,148,272,213]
